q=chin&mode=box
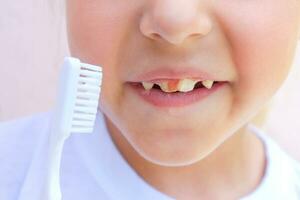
[132,139,215,167]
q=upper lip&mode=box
[128,66,223,83]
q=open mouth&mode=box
[130,79,222,93]
[127,79,227,107]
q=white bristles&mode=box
[70,59,102,133]
[80,69,102,78]
[72,113,96,121]
[81,63,102,72]
[78,77,101,85]
[53,57,102,135]
[75,99,99,107]
[55,57,102,133]
[77,92,99,100]
[71,60,101,132]
[74,106,98,114]
[77,84,101,93]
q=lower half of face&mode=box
[66,0,300,166]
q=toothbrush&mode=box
[33,57,102,200]
[17,57,102,200]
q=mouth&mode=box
[127,79,227,107]
[125,66,229,107]
[131,79,219,91]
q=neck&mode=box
[105,117,266,200]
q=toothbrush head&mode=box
[56,57,102,135]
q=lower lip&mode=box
[127,82,227,107]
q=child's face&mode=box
[66,0,300,166]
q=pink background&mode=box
[0,1,299,160]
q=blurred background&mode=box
[0,1,299,161]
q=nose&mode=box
[139,0,213,45]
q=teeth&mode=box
[177,79,198,92]
[141,79,215,92]
[201,80,214,89]
[142,82,154,90]
[157,79,197,93]
[159,82,176,93]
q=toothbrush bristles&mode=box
[80,69,102,78]
[78,77,101,85]
[77,92,99,100]
[72,113,96,121]
[75,99,98,107]
[74,106,97,114]
[81,63,102,72]
[77,85,101,93]
[68,58,102,133]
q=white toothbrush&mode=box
[44,57,102,200]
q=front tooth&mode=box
[158,82,173,93]
[142,82,154,90]
[202,80,214,89]
[177,79,198,92]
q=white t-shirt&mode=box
[0,111,299,200]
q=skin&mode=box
[66,0,300,199]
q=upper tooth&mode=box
[202,80,214,89]
[142,82,154,90]
[177,79,198,92]
[159,82,175,93]
[142,79,215,92]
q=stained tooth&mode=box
[202,80,214,89]
[177,79,198,92]
[142,82,154,90]
[158,82,173,93]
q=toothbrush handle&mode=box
[17,119,67,200]
[43,131,66,200]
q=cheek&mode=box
[66,1,137,107]
[214,1,299,99]
[67,1,125,66]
